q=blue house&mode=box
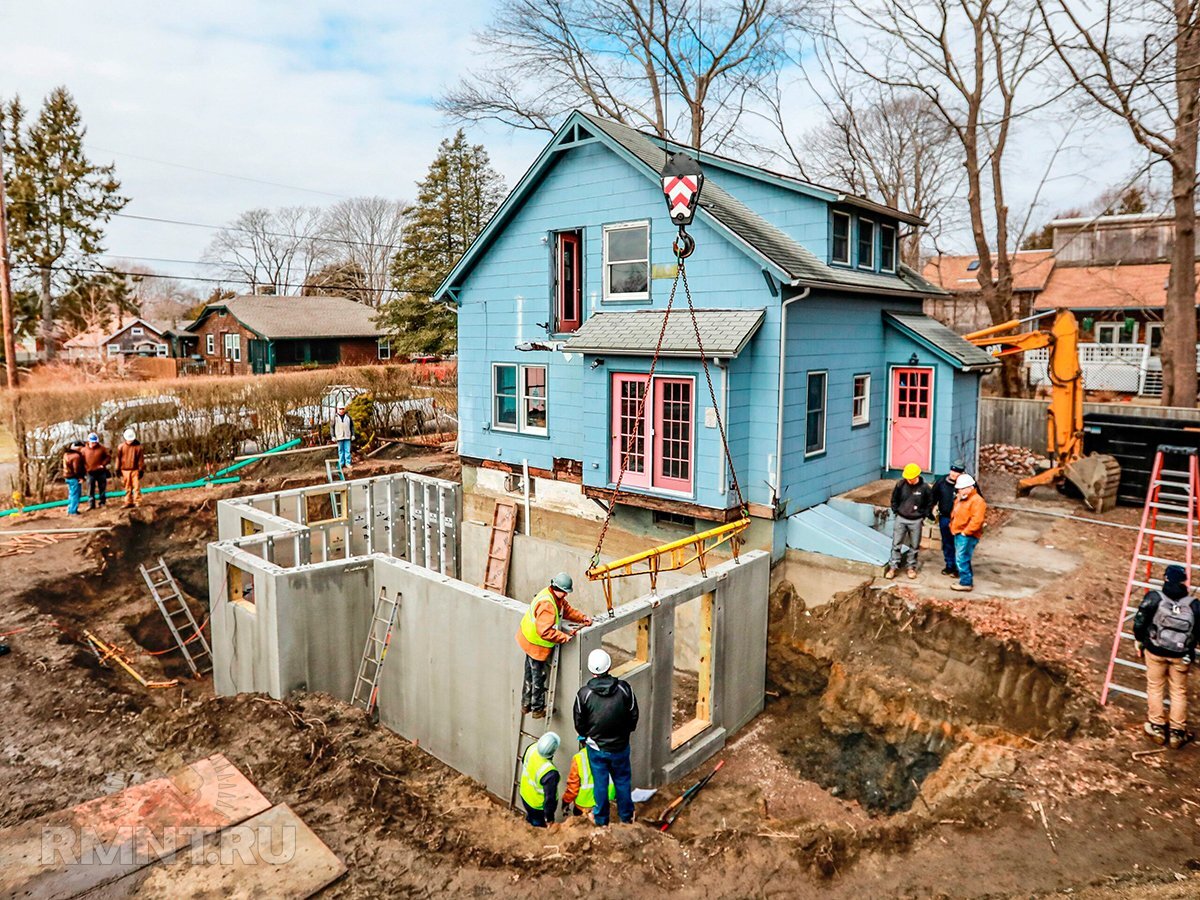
[436,112,997,557]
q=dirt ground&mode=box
[2,455,1199,898]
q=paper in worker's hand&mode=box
[631,788,656,803]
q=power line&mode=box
[88,145,351,199]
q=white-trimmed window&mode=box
[1096,321,1136,344]
[224,332,242,362]
[880,224,897,273]
[603,221,650,300]
[831,211,851,265]
[206,333,215,355]
[852,373,871,425]
[155,344,168,357]
[106,343,119,357]
[493,363,547,435]
[377,338,391,360]
[805,371,827,457]
[131,326,144,336]
[857,218,876,270]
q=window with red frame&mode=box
[555,230,583,333]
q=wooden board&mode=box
[89,804,346,899]
[0,754,270,900]
[482,499,518,596]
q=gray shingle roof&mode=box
[562,308,766,358]
[188,295,381,340]
[578,113,945,298]
[884,311,1000,371]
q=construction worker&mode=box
[930,460,966,577]
[887,463,932,579]
[562,735,616,820]
[516,572,592,718]
[949,473,987,593]
[80,432,111,509]
[573,648,639,826]
[518,731,561,828]
[332,404,353,471]
[1135,564,1200,749]
[62,441,86,517]
[116,429,146,509]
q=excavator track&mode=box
[1064,453,1122,513]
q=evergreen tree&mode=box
[1,87,128,359]
[378,130,505,355]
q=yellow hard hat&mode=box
[902,463,922,480]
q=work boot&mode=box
[1143,721,1168,745]
[941,567,958,577]
[950,583,972,592]
[884,568,897,580]
[531,709,546,720]
[1168,728,1194,750]
[521,706,530,715]
[906,568,917,579]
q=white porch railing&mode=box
[1024,343,1200,396]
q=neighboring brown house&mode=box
[921,250,1055,333]
[63,318,179,362]
[186,294,391,375]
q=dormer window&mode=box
[857,218,876,270]
[555,230,583,332]
[880,223,897,273]
[831,211,851,265]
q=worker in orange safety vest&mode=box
[515,572,592,718]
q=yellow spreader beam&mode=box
[586,517,750,614]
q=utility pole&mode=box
[0,125,17,389]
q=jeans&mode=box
[590,745,633,825]
[889,516,922,569]
[522,654,550,712]
[66,478,82,515]
[87,471,108,507]
[522,799,548,828]
[938,516,957,572]
[122,470,142,506]
[337,439,352,469]
[954,534,980,587]
[1146,653,1190,731]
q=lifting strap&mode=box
[589,252,748,572]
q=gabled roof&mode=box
[435,110,944,303]
[922,251,1055,294]
[562,308,765,358]
[884,311,999,371]
[1032,262,1195,311]
[186,295,381,340]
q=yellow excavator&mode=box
[965,309,1122,512]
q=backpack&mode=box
[1149,591,1196,655]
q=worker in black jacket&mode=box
[1134,564,1200,749]
[887,463,933,580]
[929,460,967,577]
[573,648,639,826]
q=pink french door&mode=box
[888,367,934,472]
[611,374,694,493]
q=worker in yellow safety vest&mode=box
[562,736,617,819]
[515,572,592,718]
[519,731,562,827]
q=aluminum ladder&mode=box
[351,587,400,715]
[325,459,347,518]
[139,557,212,678]
[509,646,560,810]
[1100,445,1199,705]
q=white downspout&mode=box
[522,458,532,535]
[774,287,812,506]
[717,360,729,497]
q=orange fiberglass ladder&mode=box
[1100,446,1200,706]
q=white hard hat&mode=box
[123,428,137,442]
[536,732,560,757]
[956,473,976,490]
[588,648,612,675]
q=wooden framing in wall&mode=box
[670,591,714,750]
[227,562,255,612]
[607,616,652,679]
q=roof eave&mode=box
[789,277,944,299]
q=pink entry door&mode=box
[888,367,933,472]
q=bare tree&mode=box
[440,0,810,149]
[202,206,328,295]
[319,197,409,307]
[1036,0,1200,407]
[786,86,960,268]
[831,0,1052,396]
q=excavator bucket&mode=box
[1064,453,1121,513]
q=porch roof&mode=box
[884,311,999,371]
[562,308,766,358]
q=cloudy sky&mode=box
[1,0,1146,292]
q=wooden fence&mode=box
[979,397,1200,450]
